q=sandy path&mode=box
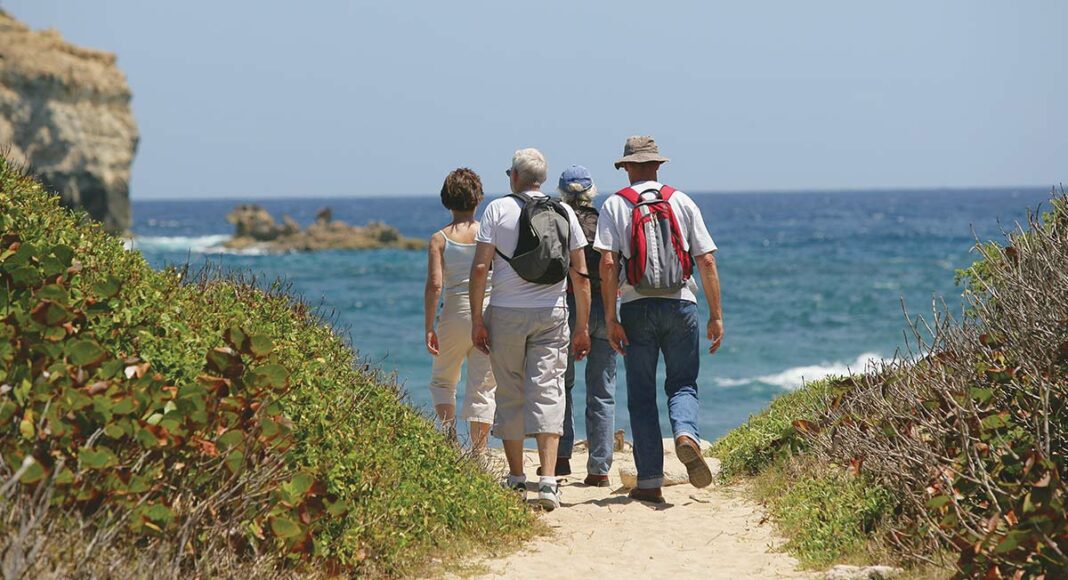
[454,444,812,580]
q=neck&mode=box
[450,210,476,223]
[629,172,658,185]
[513,183,541,194]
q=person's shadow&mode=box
[562,488,675,511]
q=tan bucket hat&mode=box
[614,135,670,169]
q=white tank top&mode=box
[439,231,489,298]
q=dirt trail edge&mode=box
[452,443,813,579]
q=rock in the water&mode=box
[0,10,138,233]
[224,204,423,252]
[825,565,903,580]
[227,204,284,240]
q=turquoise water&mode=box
[130,188,1051,442]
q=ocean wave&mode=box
[128,235,266,255]
[713,352,887,390]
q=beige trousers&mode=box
[485,305,569,440]
[428,296,496,424]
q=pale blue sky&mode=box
[7,1,1066,199]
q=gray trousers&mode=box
[485,305,569,440]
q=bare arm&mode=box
[599,250,629,355]
[469,242,495,354]
[423,234,445,355]
[599,250,620,324]
[694,251,724,354]
[568,249,591,361]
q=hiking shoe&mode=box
[536,458,572,477]
[583,474,611,487]
[675,435,713,488]
[536,481,561,511]
[628,487,665,504]
[502,476,527,501]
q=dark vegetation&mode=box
[0,157,533,577]
[712,190,1067,577]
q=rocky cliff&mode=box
[0,10,138,232]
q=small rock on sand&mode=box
[617,438,721,489]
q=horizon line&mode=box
[131,183,1058,203]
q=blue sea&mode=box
[130,188,1051,444]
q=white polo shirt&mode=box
[593,181,717,304]
[476,191,588,308]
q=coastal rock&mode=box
[225,204,423,252]
[825,565,903,580]
[617,438,721,489]
[0,10,138,233]
[618,464,690,488]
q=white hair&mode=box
[511,148,547,190]
[558,181,598,207]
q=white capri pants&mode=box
[428,296,496,424]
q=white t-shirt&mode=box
[593,181,717,304]
[476,191,588,308]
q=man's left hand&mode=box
[707,318,724,354]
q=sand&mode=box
[454,442,813,579]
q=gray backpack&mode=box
[495,192,571,284]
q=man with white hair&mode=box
[469,148,592,511]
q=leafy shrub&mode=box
[710,377,849,478]
[806,191,1068,578]
[1,157,533,576]
[0,220,328,533]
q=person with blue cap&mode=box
[551,165,619,486]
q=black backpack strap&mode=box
[495,192,534,262]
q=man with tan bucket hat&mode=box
[612,135,672,168]
[594,135,724,504]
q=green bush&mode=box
[807,192,1068,577]
[709,376,849,478]
[756,463,893,568]
[0,215,326,550]
[714,190,1068,577]
[1,157,533,576]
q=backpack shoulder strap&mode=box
[615,187,640,205]
[659,185,677,200]
[509,191,533,205]
[495,193,532,262]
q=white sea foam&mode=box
[129,235,237,254]
[713,352,887,390]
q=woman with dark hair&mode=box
[423,168,496,451]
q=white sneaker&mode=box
[537,480,561,511]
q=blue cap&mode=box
[558,165,593,192]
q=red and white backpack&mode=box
[616,185,693,296]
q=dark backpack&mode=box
[495,192,572,285]
[570,204,602,295]
[616,185,693,296]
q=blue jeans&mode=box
[620,298,701,489]
[559,293,618,476]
